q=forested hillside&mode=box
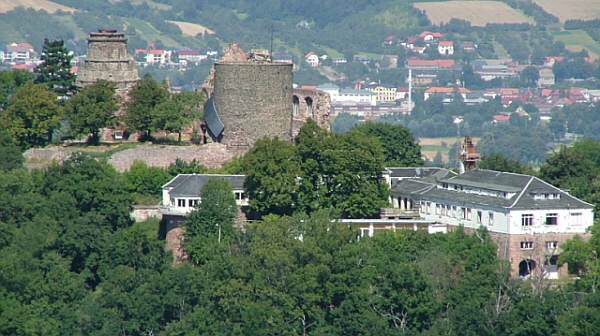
[0,0,427,55]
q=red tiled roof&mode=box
[7,42,34,53]
[146,49,165,55]
[419,31,443,39]
[407,58,455,68]
[425,87,470,94]
[178,50,200,56]
[500,88,519,96]
[493,114,511,122]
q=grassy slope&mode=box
[553,30,600,60]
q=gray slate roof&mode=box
[387,167,457,181]
[164,174,246,197]
[204,96,224,138]
[392,169,592,210]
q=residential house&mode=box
[493,113,511,123]
[406,58,459,86]
[177,49,207,65]
[335,88,377,106]
[438,41,454,55]
[383,34,396,46]
[537,67,555,87]
[305,52,319,67]
[136,48,172,65]
[419,31,443,42]
[424,87,469,101]
[161,174,248,218]
[368,86,398,103]
[395,87,409,100]
[388,167,594,278]
[3,42,36,64]
[332,58,348,65]
[472,59,518,81]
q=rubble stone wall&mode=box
[292,87,331,137]
[213,62,294,150]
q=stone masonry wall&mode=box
[292,87,331,137]
[213,62,294,150]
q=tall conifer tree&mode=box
[35,39,76,98]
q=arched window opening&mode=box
[305,97,314,119]
[293,95,300,116]
[519,259,536,278]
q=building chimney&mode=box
[459,136,480,174]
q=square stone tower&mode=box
[76,29,139,98]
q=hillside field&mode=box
[414,1,533,26]
[167,20,215,37]
[533,0,600,22]
[0,0,75,13]
[552,30,600,60]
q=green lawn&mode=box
[552,30,600,59]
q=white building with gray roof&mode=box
[389,168,594,278]
[161,174,248,216]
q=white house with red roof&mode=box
[304,52,319,67]
[438,41,454,55]
[2,42,36,64]
[177,49,206,64]
[419,31,443,42]
[136,48,172,65]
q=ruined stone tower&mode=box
[204,46,294,151]
[203,44,330,152]
[76,29,139,96]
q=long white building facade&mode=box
[386,167,594,278]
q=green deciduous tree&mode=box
[243,138,301,217]
[35,39,76,97]
[479,153,534,175]
[520,65,540,87]
[153,91,204,142]
[350,121,423,167]
[124,74,169,139]
[123,160,171,202]
[0,70,34,109]
[184,178,238,264]
[2,83,62,148]
[0,129,23,171]
[64,80,118,143]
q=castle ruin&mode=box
[76,29,139,98]
[203,44,330,152]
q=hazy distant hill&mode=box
[0,0,429,57]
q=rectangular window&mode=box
[521,214,533,227]
[545,213,558,225]
[488,212,494,225]
[436,204,441,215]
[188,199,194,207]
[571,212,582,225]
[452,206,457,218]
[477,211,482,224]
[177,199,185,207]
[546,241,558,249]
[467,208,472,220]
[520,241,534,250]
